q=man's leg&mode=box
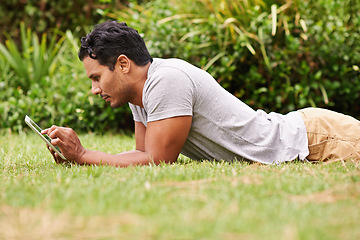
[299,108,360,162]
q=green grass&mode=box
[0,131,359,239]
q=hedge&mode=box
[0,0,128,43]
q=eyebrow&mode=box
[88,73,98,79]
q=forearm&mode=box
[78,149,154,167]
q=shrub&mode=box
[0,0,128,43]
[0,22,65,93]
[0,28,133,132]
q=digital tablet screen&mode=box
[25,115,66,160]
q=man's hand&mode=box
[41,126,86,164]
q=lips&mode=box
[101,94,110,102]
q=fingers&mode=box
[41,125,57,135]
[42,126,69,146]
[49,146,60,164]
[43,125,63,138]
[47,145,66,164]
[43,126,84,163]
[50,136,64,148]
[42,125,62,148]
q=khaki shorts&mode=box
[299,108,360,162]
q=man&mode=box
[42,21,360,166]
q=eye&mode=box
[93,76,100,82]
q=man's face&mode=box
[83,56,132,108]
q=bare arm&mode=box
[42,116,192,167]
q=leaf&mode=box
[203,51,226,71]
[271,4,277,36]
[319,84,329,104]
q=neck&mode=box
[128,61,151,108]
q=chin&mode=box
[110,103,118,108]
[110,102,122,109]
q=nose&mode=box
[91,81,101,95]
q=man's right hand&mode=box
[42,126,86,164]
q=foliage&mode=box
[0,22,65,93]
[0,27,132,132]
[106,0,360,117]
[1,132,360,239]
[0,0,128,43]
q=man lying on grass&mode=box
[42,20,360,166]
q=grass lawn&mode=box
[0,131,359,240]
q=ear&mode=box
[116,55,130,73]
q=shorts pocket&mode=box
[307,139,338,161]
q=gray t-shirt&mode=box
[129,58,309,164]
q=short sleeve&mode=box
[129,103,142,122]
[128,103,148,126]
[143,66,195,122]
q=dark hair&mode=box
[78,21,153,70]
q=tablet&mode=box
[25,115,66,160]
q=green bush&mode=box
[0,22,65,93]
[0,0,127,43]
[0,28,132,132]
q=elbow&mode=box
[150,154,178,165]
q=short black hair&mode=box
[78,21,153,70]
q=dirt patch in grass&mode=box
[151,176,263,189]
[289,183,360,203]
[0,205,148,240]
